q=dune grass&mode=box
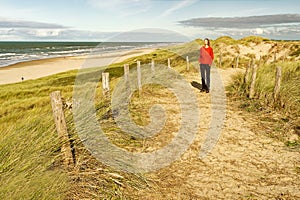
[0,71,77,199]
[227,61,300,114]
[227,60,300,145]
[0,45,191,199]
[1,37,299,199]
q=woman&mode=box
[199,38,214,93]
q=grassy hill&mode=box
[212,36,300,68]
[0,36,299,199]
[0,46,186,199]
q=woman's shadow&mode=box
[190,81,202,91]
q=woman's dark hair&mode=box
[204,38,210,46]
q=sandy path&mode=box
[128,68,300,199]
[0,48,155,85]
[64,65,299,199]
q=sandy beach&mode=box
[0,48,156,85]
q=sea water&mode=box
[0,41,169,68]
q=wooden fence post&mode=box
[283,53,287,62]
[273,66,282,102]
[236,54,239,68]
[151,59,155,74]
[124,64,129,81]
[102,72,110,96]
[219,51,222,68]
[137,61,142,92]
[186,56,190,71]
[249,64,258,98]
[244,59,251,83]
[167,58,171,68]
[50,91,74,170]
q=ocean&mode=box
[0,42,169,68]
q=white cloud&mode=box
[0,28,21,40]
[0,17,67,29]
[255,28,264,34]
[31,29,62,37]
[0,17,188,41]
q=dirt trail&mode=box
[127,68,300,199]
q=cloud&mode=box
[0,28,62,39]
[0,18,67,29]
[0,27,116,41]
[0,18,106,40]
[178,14,300,40]
[0,18,188,41]
[178,14,300,28]
[160,0,197,17]
[0,18,73,39]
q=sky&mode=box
[0,0,299,41]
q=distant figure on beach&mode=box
[21,77,24,81]
[199,38,214,93]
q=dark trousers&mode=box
[200,64,211,90]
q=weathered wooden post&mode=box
[219,51,222,68]
[124,64,129,81]
[137,61,142,92]
[236,54,239,68]
[151,59,155,74]
[102,72,110,96]
[186,56,190,71]
[283,53,287,62]
[249,64,258,99]
[50,91,74,170]
[244,59,251,83]
[273,66,282,102]
[167,58,171,68]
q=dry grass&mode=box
[1,36,299,199]
[0,71,77,199]
[0,42,187,199]
[227,60,300,146]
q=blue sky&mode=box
[0,0,299,41]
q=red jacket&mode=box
[199,46,214,65]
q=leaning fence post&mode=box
[102,72,110,97]
[168,58,171,68]
[273,66,282,102]
[124,64,129,81]
[186,56,190,71]
[137,61,142,92]
[249,64,258,99]
[50,91,74,170]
